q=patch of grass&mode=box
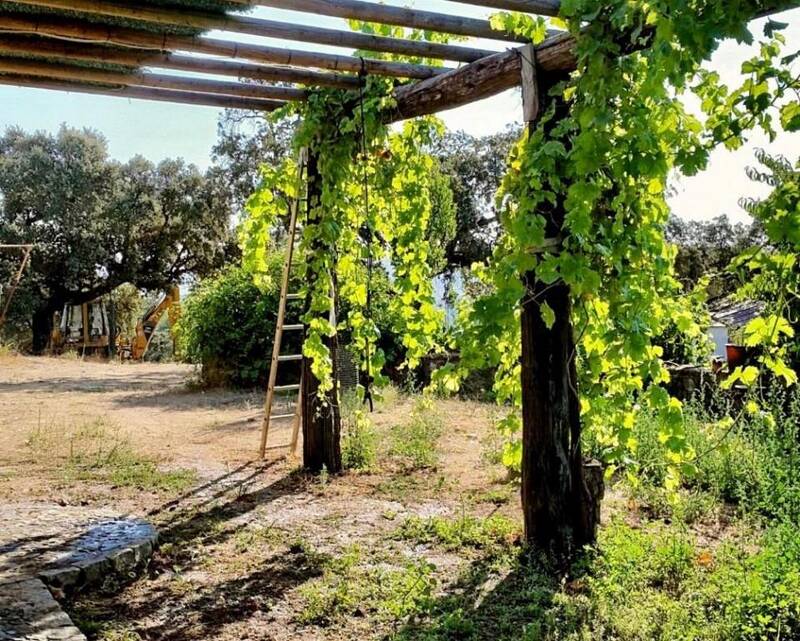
[298,545,436,626]
[395,521,800,641]
[232,524,285,553]
[393,514,520,554]
[591,384,800,525]
[27,418,196,493]
[390,397,443,470]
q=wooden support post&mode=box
[0,245,33,332]
[301,151,343,475]
[519,69,603,558]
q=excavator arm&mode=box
[131,285,181,361]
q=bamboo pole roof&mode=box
[0,0,577,117]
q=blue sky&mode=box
[0,2,797,223]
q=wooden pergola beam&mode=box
[9,0,496,63]
[0,13,446,79]
[391,32,575,121]
[0,56,305,102]
[0,73,285,110]
[0,35,360,89]
[238,0,530,43]
[451,0,561,17]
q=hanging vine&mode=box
[243,77,445,398]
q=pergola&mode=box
[2,0,788,554]
[0,0,575,120]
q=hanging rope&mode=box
[357,60,375,413]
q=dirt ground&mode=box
[0,354,518,640]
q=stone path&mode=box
[0,504,157,641]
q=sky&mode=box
[0,2,797,224]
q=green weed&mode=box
[393,514,520,553]
[298,545,436,626]
[27,418,196,493]
[342,407,379,471]
[390,397,443,470]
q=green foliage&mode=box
[730,150,800,381]
[109,284,144,341]
[0,125,232,350]
[243,80,446,400]
[430,126,521,272]
[435,2,800,483]
[394,514,519,553]
[341,392,379,471]
[389,398,443,470]
[175,259,300,387]
[588,385,800,525]
[298,545,436,626]
[27,418,195,493]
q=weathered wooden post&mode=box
[301,150,343,474]
[518,46,603,557]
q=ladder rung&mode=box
[278,354,303,362]
[283,324,304,331]
[273,384,301,393]
[270,413,297,420]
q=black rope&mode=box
[357,60,375,413]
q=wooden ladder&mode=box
[259,149,308,460]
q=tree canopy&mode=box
[0,125,233,350]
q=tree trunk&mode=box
[520,277,603,558]
[301,149,343,474]
[519,70,603,558]
[31,304,55,354]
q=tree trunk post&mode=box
[519,62,603,558]
[301,150,343,474]
[31,304,56,355]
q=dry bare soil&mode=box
[0,354,518,641]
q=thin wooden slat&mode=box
[0,13,446,79]
[450,0,561,17]
[237,0,530,43]
[0,55,306,101]
[9,0,496,63]
[0,35,360,89]
[0,73,285,109]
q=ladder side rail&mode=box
[259,154,306,459]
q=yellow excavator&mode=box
[118,285,181,361]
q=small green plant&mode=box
[298,545,436,626]
[390,397,443,470]
[341,405,378,471]
[393,514,519,553]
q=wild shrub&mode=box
[175,261,296,388]
[551,521,800,641]
[341,404,379,471]
[607,384,800,525]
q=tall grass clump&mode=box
[340,390,379,471]
[390,397,443,470]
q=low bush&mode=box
[341,397,379,472]
[175,258,300,388]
